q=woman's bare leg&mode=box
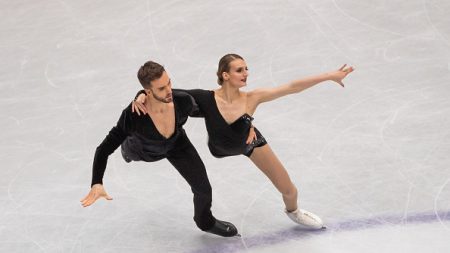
[249,144,324,229]
[249,144,298,212]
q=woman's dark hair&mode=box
[216,54,244,85]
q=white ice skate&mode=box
[285,208,325,229]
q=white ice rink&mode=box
[1,0,450,252]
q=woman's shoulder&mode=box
[175,88,211,94]
[245,88,262,98]
[175,88,213,101]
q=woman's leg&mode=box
[249,144,298,212]
[249,144,324,229]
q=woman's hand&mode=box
[328,64,354,87]
[132,93,148,115]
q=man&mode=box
[81,61,238,237]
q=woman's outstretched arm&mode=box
[248,64,354,106]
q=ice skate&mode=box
[206,219,239,237]
[285,208,324,229]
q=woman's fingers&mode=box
[132,102,141,116]
[138,103,147,115]
[134,102,147,115]
[137,94,147,104]
[335,65,354,88]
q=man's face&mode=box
[148,71,172,103]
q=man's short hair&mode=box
[137,61,165,89]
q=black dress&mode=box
[180,89,267,158]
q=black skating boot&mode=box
[206,219,239,237]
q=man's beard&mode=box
[151,92,172,103]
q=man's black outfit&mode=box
[91,90,237,236]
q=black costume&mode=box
[181,89,267,158]
[91,91,216,231]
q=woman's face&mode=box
[223,59,248,87]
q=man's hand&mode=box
[246,126,257,144]
[328,64,354,87]
[132,93,148,115]
[80,184,113,207]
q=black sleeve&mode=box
[134,90,146,100]
[173,89,204,118]
[91,106,133,187]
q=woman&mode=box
[133,54,354,229]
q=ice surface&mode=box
[1,0,450,252]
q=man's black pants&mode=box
[122,135,216,231]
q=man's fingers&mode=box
[339,64,347,71]
[81,191,97,206]
[81,194,93,206]
[252,132,257,141]
[246,129,255,144]
[83,194,100,207]
[81,191,94,202]
[82,198,95,207]
[81,198,91,207]
[81,194,112,207]
[246,131,257,144]
[80,193,90,202]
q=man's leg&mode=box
[167,141,215,230]
[167,137,238,236]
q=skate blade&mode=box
[297,224,325,230]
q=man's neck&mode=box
[145,97,172,113]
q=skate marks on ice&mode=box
[188,209,450,253]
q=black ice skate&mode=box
[206,219,239,237]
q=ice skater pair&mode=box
[131,54,354,231]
